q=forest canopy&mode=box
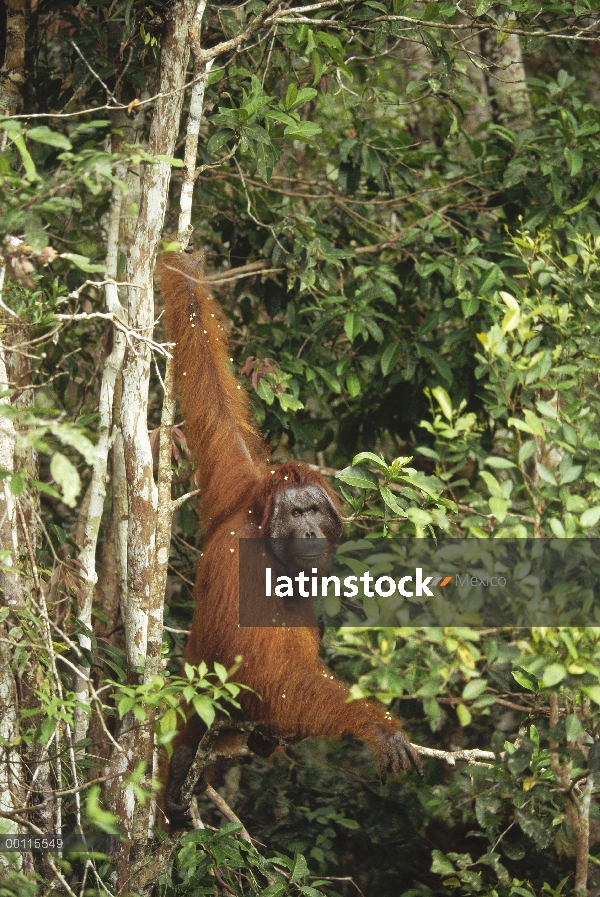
[1,1,600,896]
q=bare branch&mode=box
[171,488,201,512]
[197,0,284,63]
[69,40,119,106]
[204,786,253,845]
[411,744,496,767]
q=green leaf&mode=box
[207,128,234,155]
[584,686,600,706]
[512,671,536,691]
[184,662,196,680]
[61,253,106,273]
[536,462,557,486]
[344,312,358,343]
[462,678,488,700]
[379,486,406,517]
[381,341,401,376]
[50,423,96,465]
[288,87,318,110]
[431,386,452,421]
[489,496,509,522]
[346,372,361,398]
[314,366,341,393]
[315,32,343,51]
[397,469,443,499]
[560,464,582,485]
[499,290,519,312]
[283,120,322,141]
[50,453,81,507]
[336,466,379,490]
[289,852,310,884]
[214,662,227,684]
[564,147,583,178]
[12,134,39,180]
[580,507,600,528]
[278,393,303,412]
[518,440,536,464]
[154,155,184,167]
[255,142,275,183]
[244,123,271,145]
[364,317,384,343]
[9,473,24,495]
[285,83,298,109]
[256,379,275,404]
[502,306,520,334]
[352,452,387,472]
[565,714,584,742]
[485,456,515,469]
[430,850,455,876]
[85,786,121,835]
[508,412,545,438]
[542,663,566,687]
[406,507,432,526]
[456,703,472,727]
[27,126,72,151]
[192,695,216,728]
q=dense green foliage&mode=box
[2,1,600,896]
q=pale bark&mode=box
[480,11,531,125]
[0,8,42,872]
[95,108,145,647]
[146,358,175,687]
[0,329,26,865]
[177,0,212,246]
[0,332,21,608]
[108,3,199,879]
[120,3,197,674]
[133,358,176,843]
[74,163,128,747]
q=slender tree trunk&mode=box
[480,9,531,124]
[105,2,199,886]
[0,2,40,875]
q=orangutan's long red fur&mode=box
[156,252,419,814]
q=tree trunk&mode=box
[104,2,200,886]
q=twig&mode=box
[54,311,171,355]
[69,40,119,106]
[204,785,252,845]
[411,744,496,767]
[204,260,274,283]
[310,876,366,897]
[171,488,201,511]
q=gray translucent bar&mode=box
[0,833,113,853]
[238,538,600,627]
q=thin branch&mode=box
[204,785,252,844]
[54,311,171,355]
[69,40,119,106]
[171,488,201,511]
[196,0,284,63]
[411,744,496,767]
[177,0,213,246]
[204,259,273,283]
